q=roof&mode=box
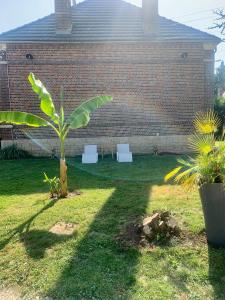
[0,0,221,43]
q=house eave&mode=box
[0,39,221,45]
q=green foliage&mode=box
[213,62,225,137]
[214,61,225,96]
[214,97,225,119]
[165,111,225,187]
[43,173,61,198]
[214,96,225,136]
[0,111,50,127]
[0,73,113,142]
[0,144,32,160]
[66,95,113,130]
[28,73,59,124]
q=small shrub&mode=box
[153,145,159,155]
[0,144,32,160]
[214,96,225,136]
[43,173,61,199]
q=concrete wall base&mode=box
[2,135,192,157]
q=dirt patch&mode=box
[49,222,76,235]
[66,191,83,198]
[116,211,206,250]
[181,229,207,247]
[50,191,83,201]
[0,287,21,300]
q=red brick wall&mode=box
[0,64,9,110]
[4,42,215,140]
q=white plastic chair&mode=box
[117,144,133,163]
[82,145,98,164]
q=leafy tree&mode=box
[0,73,112,197]
[214,96,225,132]
[214,62,225,136]
[212,9,225,125]
[214,61,225,97]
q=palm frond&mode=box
[164,166,182,182]
[174,166,198,183]
[189,134,215,155]
[177,158,193,167]
[182,173,198,188]
[194,111,221,134]
[164,110,225,187]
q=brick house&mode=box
[0,0,221,155]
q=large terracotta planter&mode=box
[199,183,225,247]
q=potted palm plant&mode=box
[165,111,225,247]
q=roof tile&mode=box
[0,0,221,43]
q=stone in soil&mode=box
[141,211,181,242]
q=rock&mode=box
[143,225,155,240]
[167,217,181,236]
[161,211,171,221]
[140,238,149,247]
[167,217,177,227]
[141,211,181,243]
[158,220,167,233]
[143,213,160,228]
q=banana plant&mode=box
[0,73,113,197]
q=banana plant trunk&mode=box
[60,139,68,197]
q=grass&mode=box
[0,155,225,299]
[69,155,179,182]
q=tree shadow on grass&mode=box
[0,200,57,251]
[0,198,75,259]
[47,182,151,300]
[21,229,76,259]
[0,199,75,260]
[208,246,225,298]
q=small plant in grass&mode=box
[153,145,159,155]
[43,173,61,199]
[0,73,113,197]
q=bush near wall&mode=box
[0,144,32,160]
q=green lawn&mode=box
[69,154,179,182]
[0,155,225,299]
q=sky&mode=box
[0,0,224,68]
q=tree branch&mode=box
[211,9,225,35]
